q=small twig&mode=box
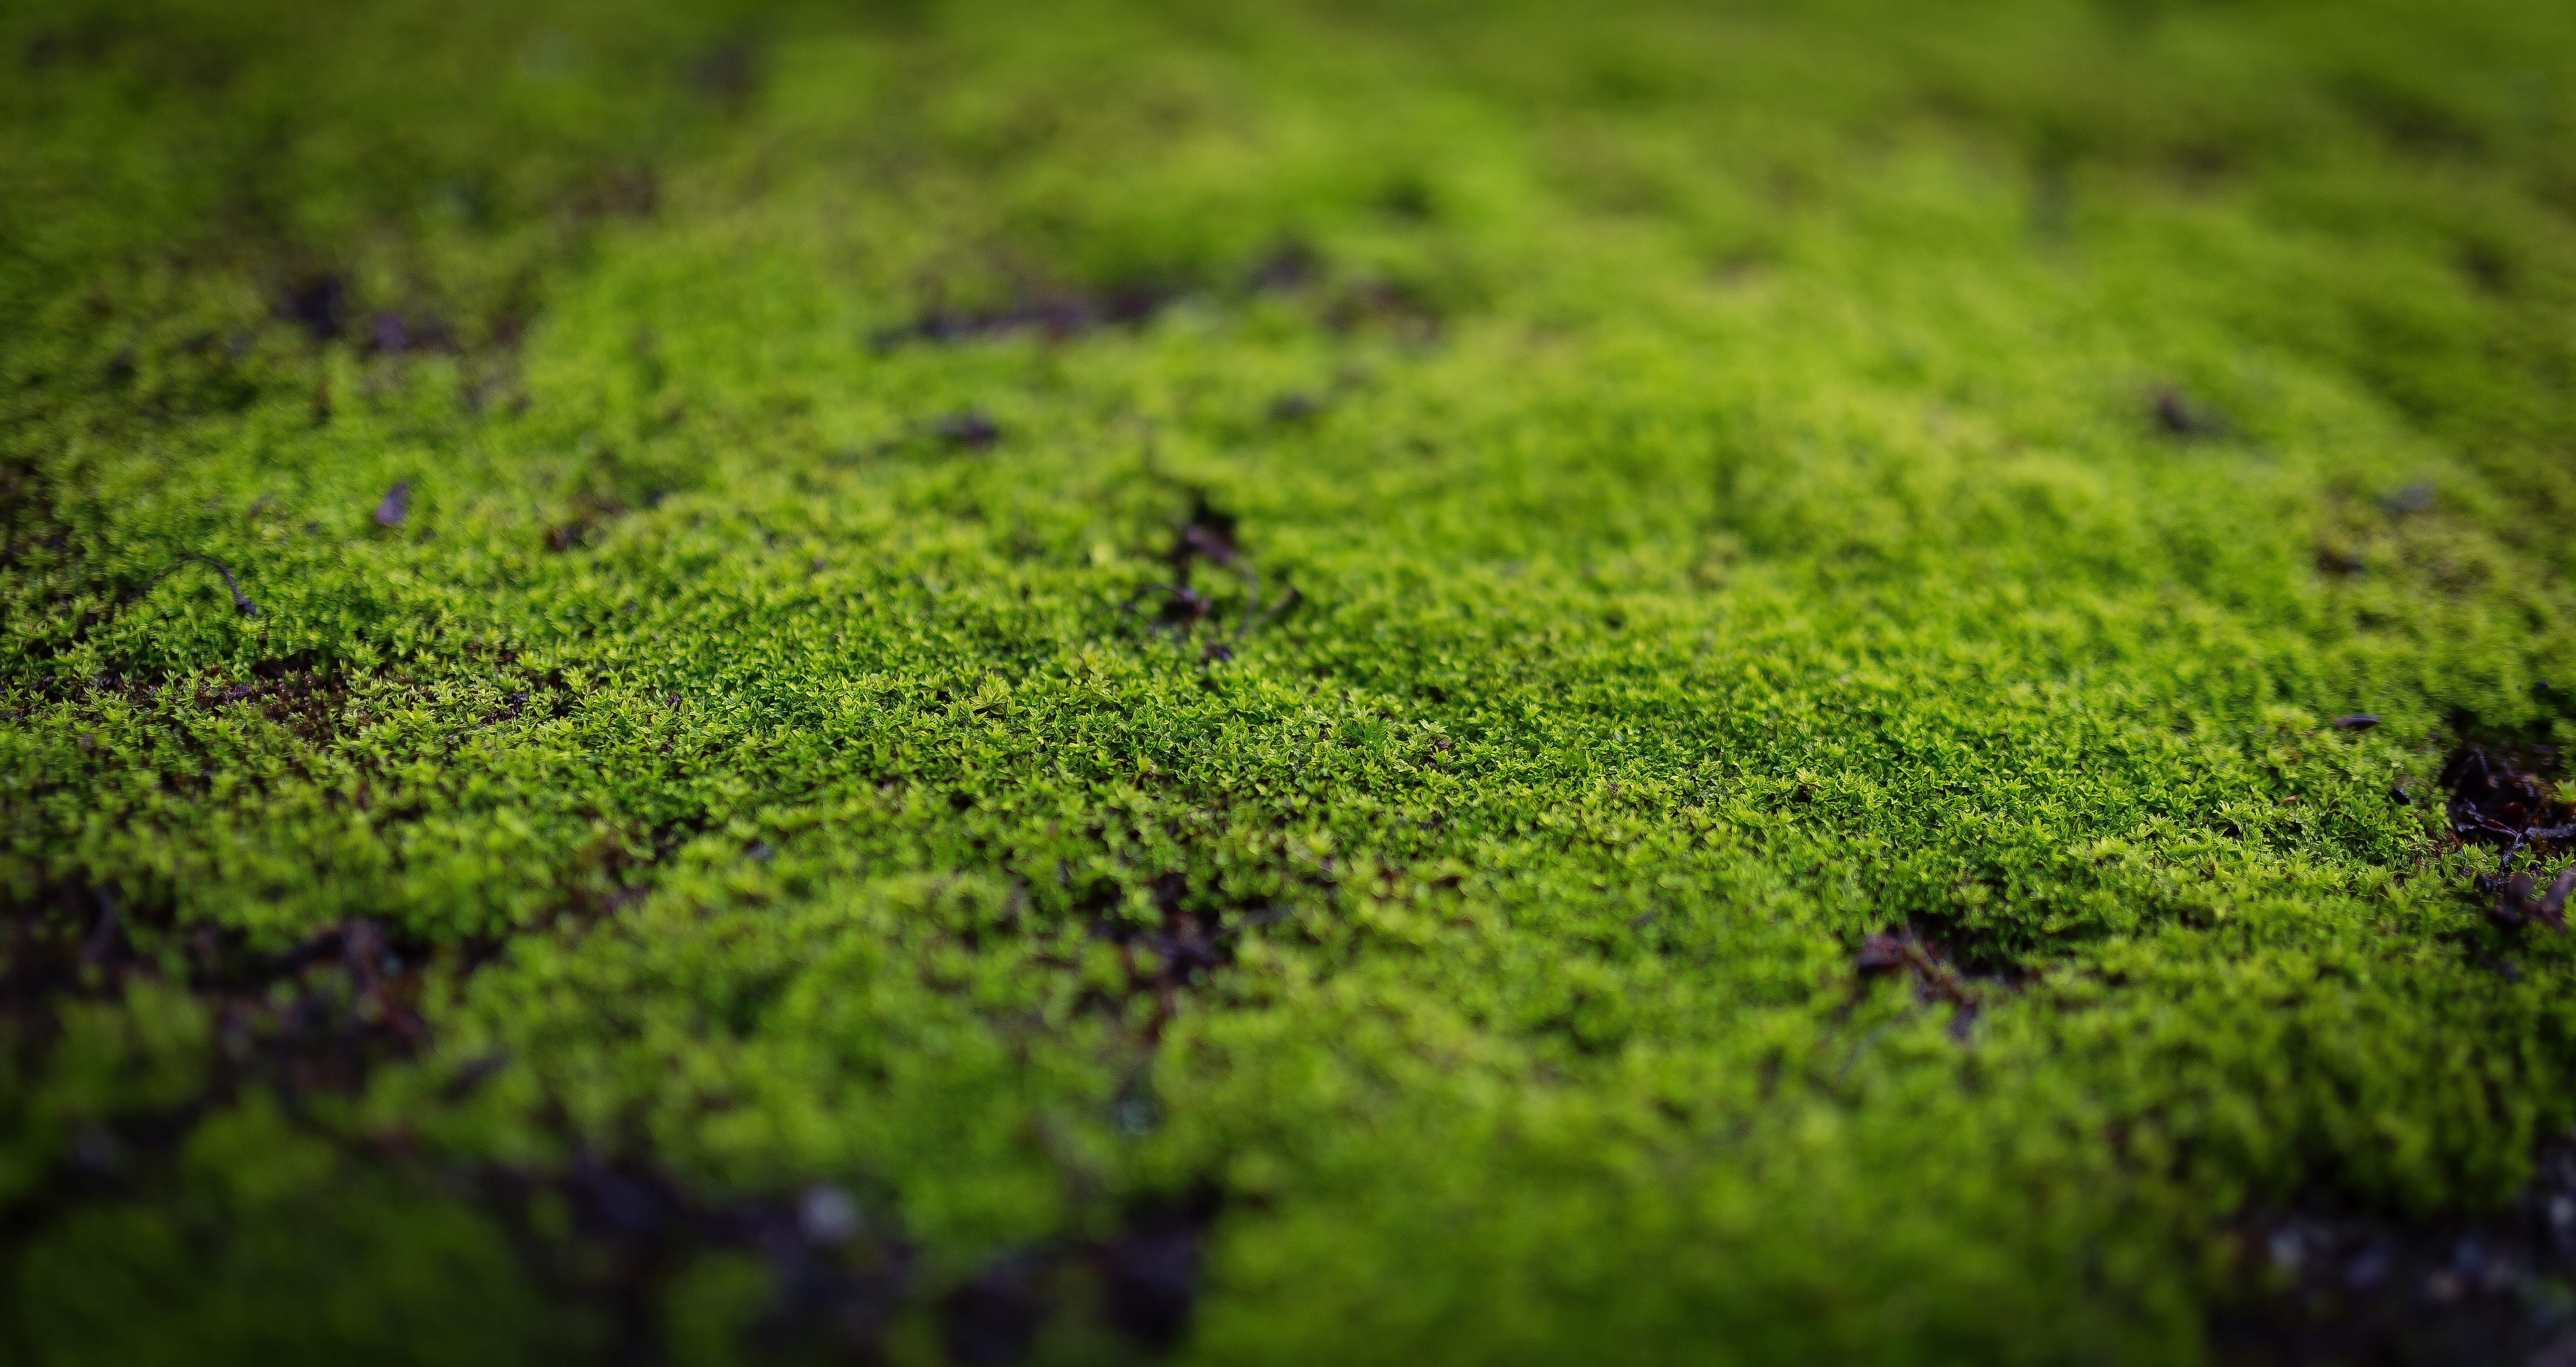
[149,554,260,617]
[1231,562,1264,640]
[1242,584,1302,637]
[2497,821,2576,871]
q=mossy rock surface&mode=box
[6,0,2576,1362]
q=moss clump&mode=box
[6,0,2576,1361]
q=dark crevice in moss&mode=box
[419,1135,1214,1365]
[2151,384,2231,441]
[5,858,1216,1361]
[458,1155,915,1366]
[1078,875,1239,1047]
[0,884,507,1287]
[565,166,662,224]
[1850,923,2020,1039]
[275,272,349,344]
[547,491,636,552]
[1119,490,1301,664]
[869,243,1452,355]
[0,881,501,1091]
[940,1184,1224,1365]
[2211,1131,2576,1366]
[872,281,1181,352]
[1319,277,1447,341]
[0,456,64,575]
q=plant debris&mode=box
[2437,744,2575,936]
[1854,926,1991,1038]
[2491,867,2576,934]
[2442,745,2575,860]
[2485,868,2576,934]
[2152,385,2229,439]
[1120,493,1300,659]
[144,553,259,617]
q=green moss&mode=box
[6,0,2576,1361]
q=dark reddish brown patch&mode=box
[2152,384,2228,439]
[1854,926,1992,1037]
[2442,745,2574,854]
[1119,493,1298,657]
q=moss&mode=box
[5,0,2576,1361]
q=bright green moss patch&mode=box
[7,0,2576,1362]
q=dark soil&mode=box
[2213,1134,2576,1367]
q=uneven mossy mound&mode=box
[6,0,2576,1362]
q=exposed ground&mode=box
[6,0,2576,1362]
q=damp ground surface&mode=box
[7,0,2576,1362]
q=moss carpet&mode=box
[5,0,2576,1362]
